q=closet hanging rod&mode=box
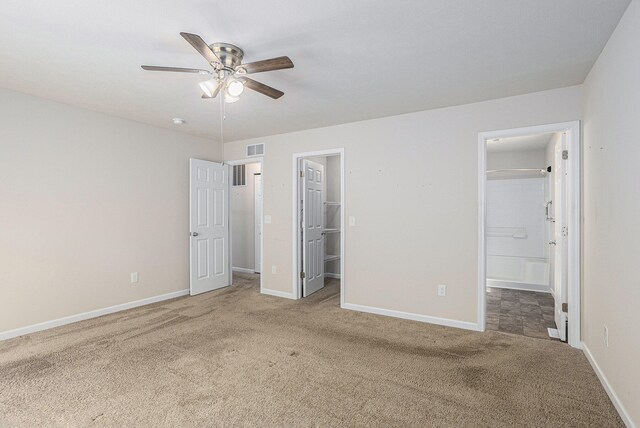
[322,229,341,234]
[487,168,546,173]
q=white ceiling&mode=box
[0,0,630,142]
[487,133,556,153]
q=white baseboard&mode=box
[325,273,341,279]
[487,279,552,294]
[342,302,481,332]
[233,267,257,274]
[260,288,296,300]
[582,343,635,427]
[0,289,189,342]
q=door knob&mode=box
[191,232,199,237]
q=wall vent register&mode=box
[247,143,265,157]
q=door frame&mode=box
[254,173,262,274]
[226,157,264,294]
[292,148,345,305]
[478,121,581,348]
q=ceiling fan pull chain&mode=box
[219,87,225,163]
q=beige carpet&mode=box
[0,273,622,427]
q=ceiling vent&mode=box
[246,143,265,157]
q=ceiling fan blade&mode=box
[201,84,221,99]
[243,78,284,99]
[141,65,211,74]
[180,32,220,64]
[241,56,294,74]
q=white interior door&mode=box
[302,159,325,297]
[254,174,262,274]
[553,135,569,341]
[190,159,230,295]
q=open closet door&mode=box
[302,159,325,297]
[553,136,568,341]
[189,159,230,295]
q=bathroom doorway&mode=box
[478,122,581,347]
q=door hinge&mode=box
[300,170,304,178]
[562,303,568,313]
[300,271,305,279]
[562,150,568,160]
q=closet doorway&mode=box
[228,158,264,289]
[292,149,345,304]
[478,122,581,347]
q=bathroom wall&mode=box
[486,177,546,259]
[487,148,546,170]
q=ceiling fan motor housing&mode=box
[209,43,244,69]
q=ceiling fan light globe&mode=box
[226,79,244,97]
[199,79,218,97]
[224,93,240,104]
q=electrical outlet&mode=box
[271,265,277,274]
[437,284,446,297]
[604,325,609,347]
[130,272,139,283]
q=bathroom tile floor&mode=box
[486,287,558,340]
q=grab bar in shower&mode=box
[545,200,554,221]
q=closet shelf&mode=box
[324,202,341,206]
[324,255,341,262]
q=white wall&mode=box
[0,89,220,333]
[486,177,546,259]
[487,148,546,170]
[231,162,261,271]
[223,85,582,325]
[582,0,639,424]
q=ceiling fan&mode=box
[141,32,293,103]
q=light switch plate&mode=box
[348,216,356,226]
[264,215,272,224]
[131,272,139,283]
